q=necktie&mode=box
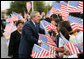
[34,24,37,31]
[34,23,36,28]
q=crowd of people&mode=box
[8,11,83,58]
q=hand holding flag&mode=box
[60,32,80,54]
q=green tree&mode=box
[56,1,60,3]
[64,1,68,3]
[33,1,45,14]
[55,1,68,3]
[7,1,30,16]
[33,1,52,14]
[44,5,52,14]
[7,1,47,16]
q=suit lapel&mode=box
[35,24,39,33]
[29,20,38,34]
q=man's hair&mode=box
[15,20,24,26]
[30,11,39,19]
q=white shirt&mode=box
[58,37,65,56]
[76,31,83,45]
[68,54,78,58]
[59,37,64,48]
[31,20,36,26]
[63,54,78,58]
[69,31,83,46]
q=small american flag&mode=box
[11,24,17,31]
[75,45,83,52]
[52,1,61,10]
[6,17,10,23]
[50,2,61,15]
[26,2,31,13]
[31,44,49,58]
[11,12,19,21]
[41,43,57,58]
[68,1,83,13]
[50,8,61,15]
[24,11,27,19]
[40,20,58,34]
[10,16,15,22]
[67,15,83,32]
[71,23,83,32]
[18,15,25,21]
[4,23,16,33]
[4,24,11,32]
[46,34,57,47]
[46,10,52,18]
[60,1,69,21]
[11,12,25,22]
[67,15,83,25]
[60,32,80,54]
[81,19,83,24]
[39,34,56,47]
[40,20,53,34]
[60,1,69,16]
[78,1,83,13]
[3,23,16,39]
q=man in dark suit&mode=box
[19,11,45,58]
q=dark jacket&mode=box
[19,20,45,58]
[8,30,21,58]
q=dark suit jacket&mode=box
[19,20,45,58]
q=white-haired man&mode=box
[19,11,45,58]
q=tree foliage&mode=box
[44,5,52,14]
[7,1,69,16]
[7,1,48,16]
[56,1,68,3]
[33,1,46,14]
[7,1,28,16]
